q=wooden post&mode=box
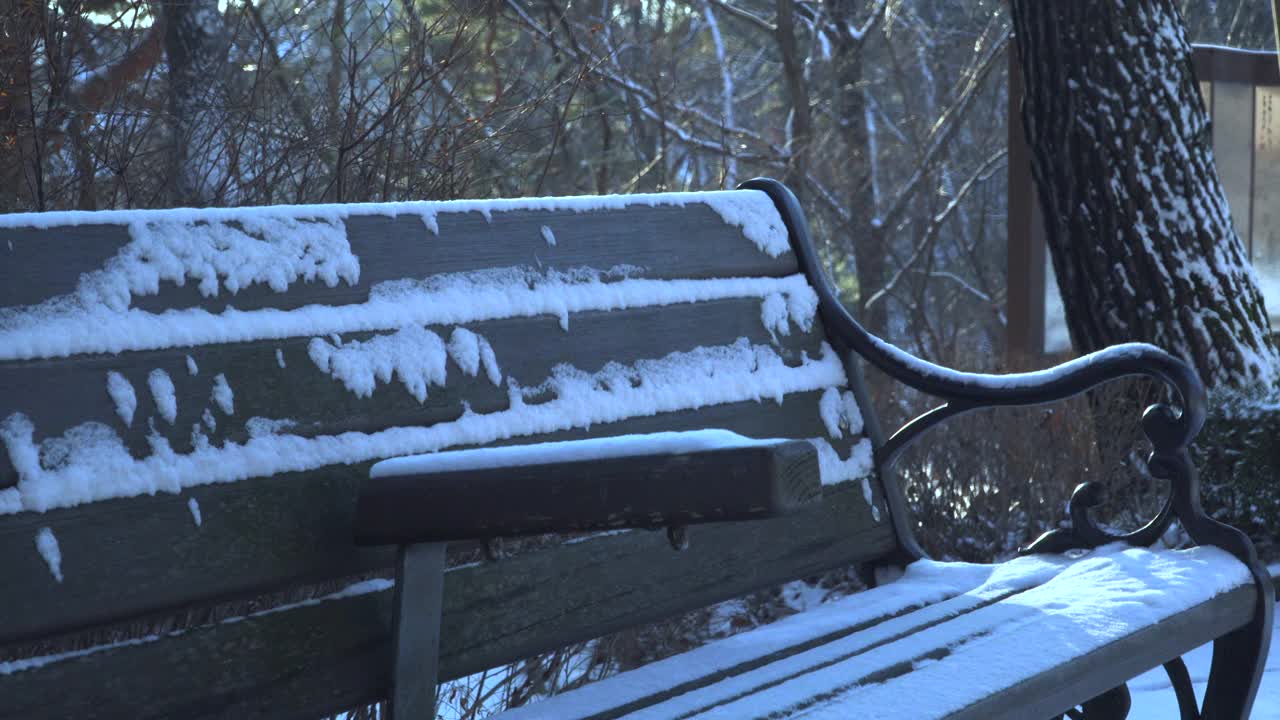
[389,542,447,720]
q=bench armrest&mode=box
[743,177,1225,558]
[353,433,820,546]
[742,178,1207,468]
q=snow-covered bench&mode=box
[0,179,1270,719]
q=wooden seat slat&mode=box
[0,484,893,720]
[488,547,1255,720]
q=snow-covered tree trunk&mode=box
[163,0,228,206]
[1010,0,1280,394]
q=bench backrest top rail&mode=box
[0,186,892,718]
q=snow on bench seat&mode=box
[491,545,1254,720]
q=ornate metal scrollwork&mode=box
[739,176,1210,563]
[1021,403,1186,556]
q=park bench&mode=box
[0,178,1272,719]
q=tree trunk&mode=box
[774,0,811,194]
[163,0,228,206]
[830,2,886,337]
[1010,0,1280,394]
[0,0,41,211]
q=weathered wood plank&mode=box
[0,203,795,313]
[0,483,893,720]
[390,542,447,720]
[952,584,1256,720]
[644,554,1255,720]
[0,391,879,645]
[0,296,820,486]
[354,440,821,544]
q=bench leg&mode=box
[1162,658,1199,720]
[389,542,448,720]
[1200,607,1273,720]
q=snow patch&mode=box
[818,388,842,437]
[817,388,864,439]
[447,328,502,385]
[246,417,298,438]
[185,355,199,376]
[275,348,286,368]
[693,547,1249,720]
[700,192,791,257]
[106,372,137,427]
[210,374,234,415]
[187,497,202,526]
[809,437,875,493]
[309,326,448,402]
[0,489,19,514]
[191,423,209,450]
[148,369,178,424]
[35,527,63,583]
[540,225,557,246]
[761,292,790,340]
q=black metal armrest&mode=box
[353,435,821,546]
[872,343,1206,471]
[742,177,1227,557]
[741,177,1207,471]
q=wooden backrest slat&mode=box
[1,384,876,646]
[0,296,820,468]
[0,202,795,316]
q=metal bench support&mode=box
[389,542,447,720]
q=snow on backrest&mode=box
[0,190,876,521]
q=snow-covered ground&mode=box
[1129,612,1280,718]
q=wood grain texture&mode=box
[353,440,821,544]
[0,204,795,314]
[0,484,893,720]
[0,296,820,487]
[390,542,447,720]
[0,391,878,646]
[952,584,1256,720]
